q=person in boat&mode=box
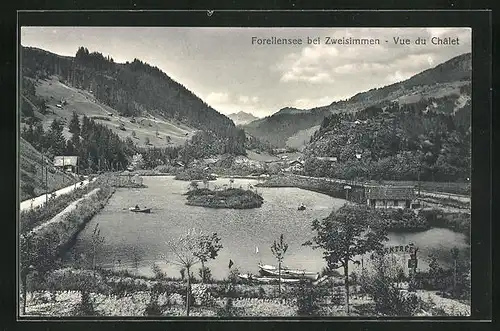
[135,204,140,210]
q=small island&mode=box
[185,187,264,209]
[174,168,217,181]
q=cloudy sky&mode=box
[21,27,471,117]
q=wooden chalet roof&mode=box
[53,156,78,166]
[365,185,415,200]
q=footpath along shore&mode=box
[20,177,97,212]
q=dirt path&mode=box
[29,188,101,235]
[20,178,97,212]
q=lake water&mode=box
[65,176,469,279]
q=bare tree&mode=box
[165,229,202,316]
[91,223,105,278]
[271,234,288,296]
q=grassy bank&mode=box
[24,265,469,317]
[257,174,365,203]
[20,177,101,233]
[185,188,264,209]
[20,137,79,201]
[419,209,471,239]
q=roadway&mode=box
[20,177,97,212]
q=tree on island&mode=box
[271,234,289,296]
[303,204,387,315]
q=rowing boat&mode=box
[258,264,319,280]
[129,207,151,213]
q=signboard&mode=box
[408,259,418,269]
[382,244,418,255]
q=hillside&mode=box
[243,107,331,148]
[243,53,471,149]
[227,111,259,126]
[20,138,78,201]
[24,76,196,148]
[303,94,471,182]
[21,46,244,150]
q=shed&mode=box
[53,156,78,173]
[365,185,416,209]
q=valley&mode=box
[18,43,472,318]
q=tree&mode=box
[131,153,144,170]
[303,204,388,315]
[19,231,59,315]
[91,223,105,278]
[193,232,223,284]
[189,181,199,191]
[165,229,203,316]
[271,234,288,296]
[69,111,81,137]
[47,119,66,156]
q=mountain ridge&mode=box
[243,52,471,149]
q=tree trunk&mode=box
[278,261,282,295]
[92,245,96,278]
[201,261,205,284]
[344,258,350,315]
[21,272,27,316]
[186,266,191,316]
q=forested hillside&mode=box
[303,92,471,182]
[21,46,246,153]
[243,107,331,147]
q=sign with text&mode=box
[382,244,418,255]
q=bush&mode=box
[198,266,213,283]
[151,264,165,280]
[361,257,423,316]
[295,281,324,316]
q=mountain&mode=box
[20,46,245,152]
[243,52,471,150]
[227,111,259,125]
[302,53,472,182]
[243,107,331,148]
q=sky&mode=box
[21,27,471,118]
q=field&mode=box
[364,179,470,196]
[33,76,197,148]
[286,125,320,151]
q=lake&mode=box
[65,176,469,279]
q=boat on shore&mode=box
[258,264,319,280]
[129,206,151,213]
[238,273,302,284]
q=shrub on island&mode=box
[185,188,263,209]
[175,168,216,181]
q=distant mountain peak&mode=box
[227,111,259,125]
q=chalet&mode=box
[173,160,185,168]
[365,185,416,209]
[288,160,304,172]
[53,156,78,173]
[315,156,338,162]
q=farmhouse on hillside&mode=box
[315,156,338,162]
[53,156,78,173]
[365,185,416,209]
[288,160,304,172]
